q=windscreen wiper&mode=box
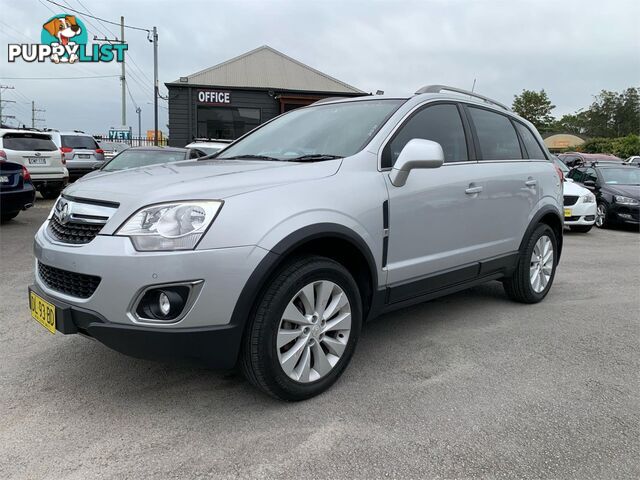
[221,154,283,161]
[288,154,344,162]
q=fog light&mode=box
[136,286,190,321]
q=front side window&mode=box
[584,168,598,183]
[383,103,468,167]
[514,122,546,159]
[217,100,403,161]
[468,107,522,160]
[568,168,585,182]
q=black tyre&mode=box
[595,203,609,228]
[569,225,593,233]
[240,255,362,401]
[40,188,61,200]
[504,224,558,304]
[0,211,19,223]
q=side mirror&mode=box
[583,180,596,188]
[389,139,444,187]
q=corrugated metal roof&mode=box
[169,45,364,94]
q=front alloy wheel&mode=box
[241,256,362,401]
[595,203,608,228]
[277,280,351,383]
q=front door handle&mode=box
[465,185,483,195]
[525,178,537,187]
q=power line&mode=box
[43,0,151,32]
[0,75,120,80]
[38,0,57,15]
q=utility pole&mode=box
[31,101,46,128]
[0,85,15,126]
[136,107,142,140]
[152,26,159,146]
[120,16,126,127]
[94,22,126,129]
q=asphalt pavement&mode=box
[1,199,638,479]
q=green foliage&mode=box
[512,89,555,132]
[577,134,640,158]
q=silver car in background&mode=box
[29,85,563,401]
[47,130,105,181]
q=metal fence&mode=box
[93,135,168,147]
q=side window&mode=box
[383,103,468,167]
[568,168,585,182]
[514,122,546,159]
[468,107,522,160]
[584,168,597,183]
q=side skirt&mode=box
[367,252,518,320]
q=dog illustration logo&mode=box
[41,15,87,63]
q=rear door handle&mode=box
[465,185,483,195]
[525,178,537,187]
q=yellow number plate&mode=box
[30,291,56,334]
[564,208,571,218]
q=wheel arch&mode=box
[229,223,378,364]
[520,206,563,260]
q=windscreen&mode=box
[599,168,640,185]
[102,150,186,171]
[2,133,57,151]
[217,99,403,161]
[61,135,99,150]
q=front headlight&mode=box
[116,200,223,251]
[580,193,595,203]
[614,195,639,205]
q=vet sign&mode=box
[108,128,131,141]
[197,90,231,106]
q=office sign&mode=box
[197,90,231,106]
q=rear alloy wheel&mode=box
[241,256,362,401]
[595,203,608,228]
[504,224,558,303]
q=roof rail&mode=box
[312,97,347,105]
[415,85,510,111]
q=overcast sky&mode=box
[1,0,638,136]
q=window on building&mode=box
[197,107,261,140]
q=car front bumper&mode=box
[564,201,596,226]
[28,283,242,368]
[32,222,271,365]
[609,202,640,225]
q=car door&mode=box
[383,102,487,298]
[464,106,538,255]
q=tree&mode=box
[512,89,556,132]
[582,88,640,137]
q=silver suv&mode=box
[47,130,105,180]
[29,86,563,400]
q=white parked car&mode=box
[0,128,68,198]
[552,156,596,232]
[626,156,640,165]
[185,139,231,155]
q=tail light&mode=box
[60,147,73,153]
[0,149,7,161]
[553,164,564,182]
[22,165,31,181]
[95,148,104,154]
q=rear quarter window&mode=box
[514,122,546,159]
[1,133,57,151]
[61,135,99,150]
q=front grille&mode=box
[564,195,579,206]
[38,262,101,298]
[48,214,103,244]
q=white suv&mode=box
[0,129,68,198]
